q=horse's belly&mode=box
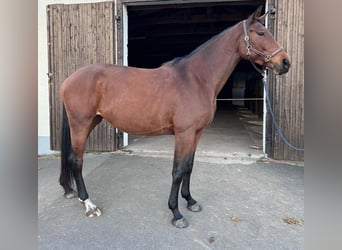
[116,121,174,136]
[123,125,174,136]
[102,110,174,136]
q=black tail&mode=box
[59,104,74,190]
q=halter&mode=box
[243,20,284,76]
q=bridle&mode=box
[243,20,284,76]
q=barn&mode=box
[38,0,304,161]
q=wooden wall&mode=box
[266,0,304,160]
[47,2,117,151]
[46,0,304,159]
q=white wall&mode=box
[38,0,112,154]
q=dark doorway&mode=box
[127,1,264,114]
[126,1,265,151]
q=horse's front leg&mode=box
[181,152,202,213]
[181,131,203,213]
[168,130,201,228]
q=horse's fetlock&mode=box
[181,190,190,199]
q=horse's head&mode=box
[239,6,290,75]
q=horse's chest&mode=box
[176,100,216,130]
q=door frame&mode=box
[119,0,270,154]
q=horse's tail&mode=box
[59,103,74,189]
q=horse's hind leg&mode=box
[71,148,102,217]
[69,115,102,217]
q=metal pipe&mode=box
[216,98,264,101]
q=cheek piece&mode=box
[243,20,284,76]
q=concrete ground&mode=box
[38,109,304,249]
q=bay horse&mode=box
[59,6,290,228]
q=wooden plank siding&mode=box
[47,2,117,151]
[46,0,304,160]
[266,0,304,160]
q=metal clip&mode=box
[246,45,252,56]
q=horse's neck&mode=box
[186,22,243,97]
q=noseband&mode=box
[243,20,284,76]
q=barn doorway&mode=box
[123,1,266,158]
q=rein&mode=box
[243,20,284,76]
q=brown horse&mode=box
[59,6,290,228]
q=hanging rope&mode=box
[263,80,304,152]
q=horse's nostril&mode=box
[283,58,290,69]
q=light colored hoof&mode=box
[172,217,189,229]
[80,198,102,217]
[187,203,202,212]
[85,207,102,217]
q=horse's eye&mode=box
[257,31,265,36]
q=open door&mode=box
[47,2,117,151]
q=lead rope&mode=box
[242,20,304,152]
[263,77,304,152]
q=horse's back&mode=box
[97,65,178,135]
[61,64,121,93]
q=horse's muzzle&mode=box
[274,57,291,75]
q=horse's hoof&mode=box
[172,217,189,228]
[64,190,77,199]
[85,207,102,217]
[187,203,202,212]
[80,198,102,217]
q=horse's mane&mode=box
[162,31,224,66]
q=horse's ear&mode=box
[257,12,268,25]
[247,5,264,24]
[254,5,264,18]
